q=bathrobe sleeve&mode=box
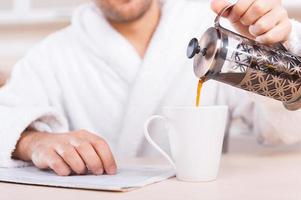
[0,44,69,168]
[286,19,301,56]
[221,84,301,146]
[223,20,301,146]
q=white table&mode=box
[1,151,301,200]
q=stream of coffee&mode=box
[196,79,204,107]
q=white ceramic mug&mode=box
[144,106,229,182]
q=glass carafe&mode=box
[187,5,301,110]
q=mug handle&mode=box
[144,115,176,169]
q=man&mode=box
[1,0,301,176]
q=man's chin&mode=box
[97,0,153,23]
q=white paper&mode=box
[0,164,175,192]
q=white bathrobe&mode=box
[2,0,301,168]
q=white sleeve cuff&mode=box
[253,101,301,146]
[0,106,69,168]
[286,19,301,55]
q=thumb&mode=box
[210,0,236,16]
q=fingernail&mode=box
[107,165,117,175]
[256,36,263,43]
[249,25,257,36]
[241,20,248,26]
[96,168,104,175]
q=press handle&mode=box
[214,4,235,29]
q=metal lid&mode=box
[192,27,227,79]
[186,4,233,79]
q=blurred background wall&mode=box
[0,0,87,84]
[0,0,300,85]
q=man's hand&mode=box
[13,130,117,176]
[211,0,292,44]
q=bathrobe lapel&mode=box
[72,4,142,85]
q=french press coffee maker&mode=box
[187,5,301,110]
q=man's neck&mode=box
[109,1,161,58]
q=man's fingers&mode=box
[74,130,117,174]
[210,0,289,44]
[28,130,117,177]
[55,144,86,175]
[47,150,71,176]
[92,139,117,175]
[240,0,273,26]
[256,19,292,44]
[210,0,232,16]
[227,0,254,23]
[31,150,49,170]
[75,141,104,175]
[249,6,287,37]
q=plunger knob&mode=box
[187,38,200,59]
